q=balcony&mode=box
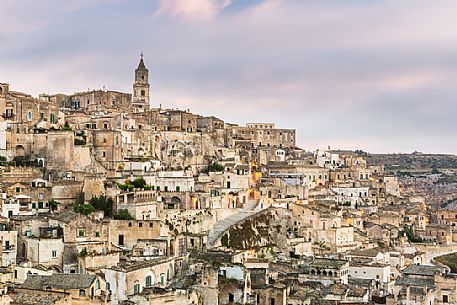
[2,245,15,252]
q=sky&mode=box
[1,0,457,154]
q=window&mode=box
[79,289,86,296]
[38,202,43,209]
[5,109,13,118]
[118,234,124,246]
[50,113,55,123]
[145,275,152,287]
[443,295,449,303]
[134,283,140,295]
[106,282,110,291]
[52,250,57,258]
[15,187,20,193]
[139,222,143,227]
[141,90,145,96]
[102,151,106,157]
[176,186,180,192]
[78,228,85,237]
[103,123,108,129]
[95,231,100,237]
[27,111,32,121]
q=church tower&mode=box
[132,53,150,112]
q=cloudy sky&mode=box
[1,0,457,154]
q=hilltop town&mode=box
[1,57,457,305]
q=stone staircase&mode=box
[206,200,258,249]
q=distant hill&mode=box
[366,153,457,172]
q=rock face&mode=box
[207,210,258,249]
[207,207,288,250]
[157,131,223,172]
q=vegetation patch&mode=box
[435,252,457,273]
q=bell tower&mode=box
[132,53,150,112]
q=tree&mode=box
[114,209,134,220]
[89,195,114,217]
[207,163,224,172]
[132,177,146,189]
[48,199,59,212]
[74,203,95,215]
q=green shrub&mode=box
[74,138,86,145]
[74,203,95,215]
[89,195,114,217]
[114,209,134,220]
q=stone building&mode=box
[227,123,296,149]
[69,89,131,113]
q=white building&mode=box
[348,263,391,283]
[0,122,6,158]
[23,237,64,268]
[0,230,17,267]
[145,171,195,193]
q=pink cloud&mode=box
[155,0,231,20]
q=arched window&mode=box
[27,111,32,121]
[145,275,152,287]
[134,283,140,295]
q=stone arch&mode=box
[169,196,181,209]
[15,145,25,157]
